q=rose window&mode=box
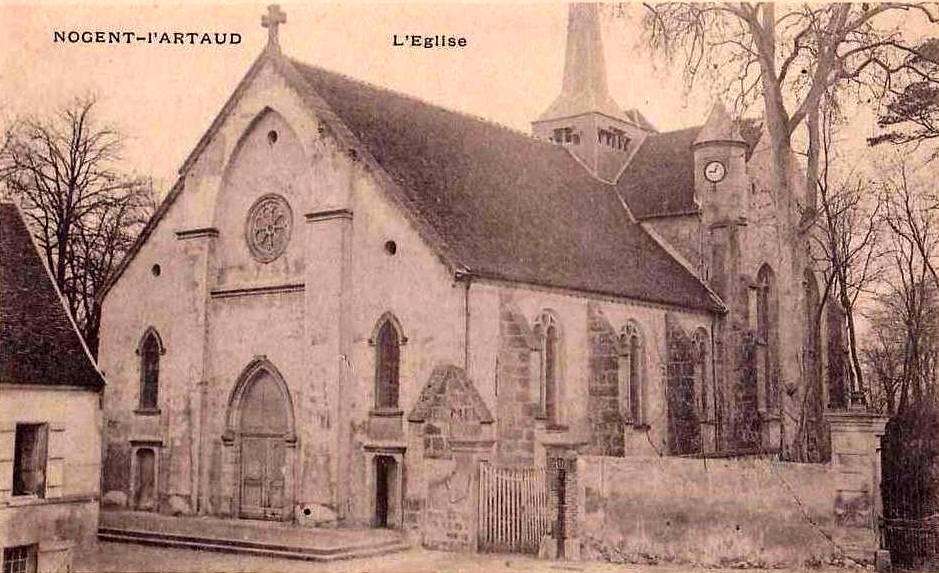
[245,194,292,262]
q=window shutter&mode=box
[0,424,14,498]
[45,424,66,498]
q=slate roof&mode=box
[616,120,763,219]
[292,61,722,312]
[0,203,103,389]
[615,127,701,219]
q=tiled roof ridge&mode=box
[288,58,552,147]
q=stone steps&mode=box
[97,527,411,563]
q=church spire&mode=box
[531,2,651,181]
[538,3,624,122]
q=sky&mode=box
[0,1,931,194]
[0,1,718,191]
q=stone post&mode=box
[825,410,889,565]
[535,431,584,561]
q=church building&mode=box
[97,3,834,539]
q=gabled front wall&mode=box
[98,57,468,521]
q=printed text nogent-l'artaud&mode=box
[54,30,242,45]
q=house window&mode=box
[12,424,47,498]
[534,312,562,425]
[138,329,162,411]
[617,322,644,425]
[374,317,402,410]
[2,545,37,573]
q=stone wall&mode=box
[419,453,479,552]
[495,296,538,463]
[0,388,102,572]
[578,453,879,567]
[584,305,623,456]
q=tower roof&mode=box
[693,102,747,147]
[537,3,626,122]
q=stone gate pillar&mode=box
[536,432,583,561]
[825,410,889,566]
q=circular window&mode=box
[267,130,278,145]
[151,264,161,277]
[245,194,293,263]
[384,240,397,256]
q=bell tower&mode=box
[532,2,652,181]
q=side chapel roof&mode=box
[0,203,104,389]
[615,119,763,219]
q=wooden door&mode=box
[374,456,393,527]
[240,437,286,520]
[135,448,156,510]
[237,368,291,520]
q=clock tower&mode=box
[692,103,749,229]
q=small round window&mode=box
[245,194,293,263]
[151,264,161,277]
[384,240,397,256]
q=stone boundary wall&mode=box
[578,455,875,568]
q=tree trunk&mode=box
[841,290,866,405]
[806,105,820,217]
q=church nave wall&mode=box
[464,281,712,465]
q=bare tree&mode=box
[811,103,884,407]
[874,157,939,415]
[639,3,939,220]
[862,317,905,415]
[0,96,155,356]
[632,2,938,460]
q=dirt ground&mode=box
[74,541,856,573]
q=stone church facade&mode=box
[98,3,836,535]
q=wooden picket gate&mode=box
[477,463,551,554]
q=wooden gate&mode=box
[478,463,551,554]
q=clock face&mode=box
[704,160,727,183]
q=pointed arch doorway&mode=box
[224,359,297,521]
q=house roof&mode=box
[616,120,763,220]
[0,203,104,390]
[292,60,722,312]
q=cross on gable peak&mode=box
[262,4,287,48]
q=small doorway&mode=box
[374,456,397,528]
[134,448,156,510]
